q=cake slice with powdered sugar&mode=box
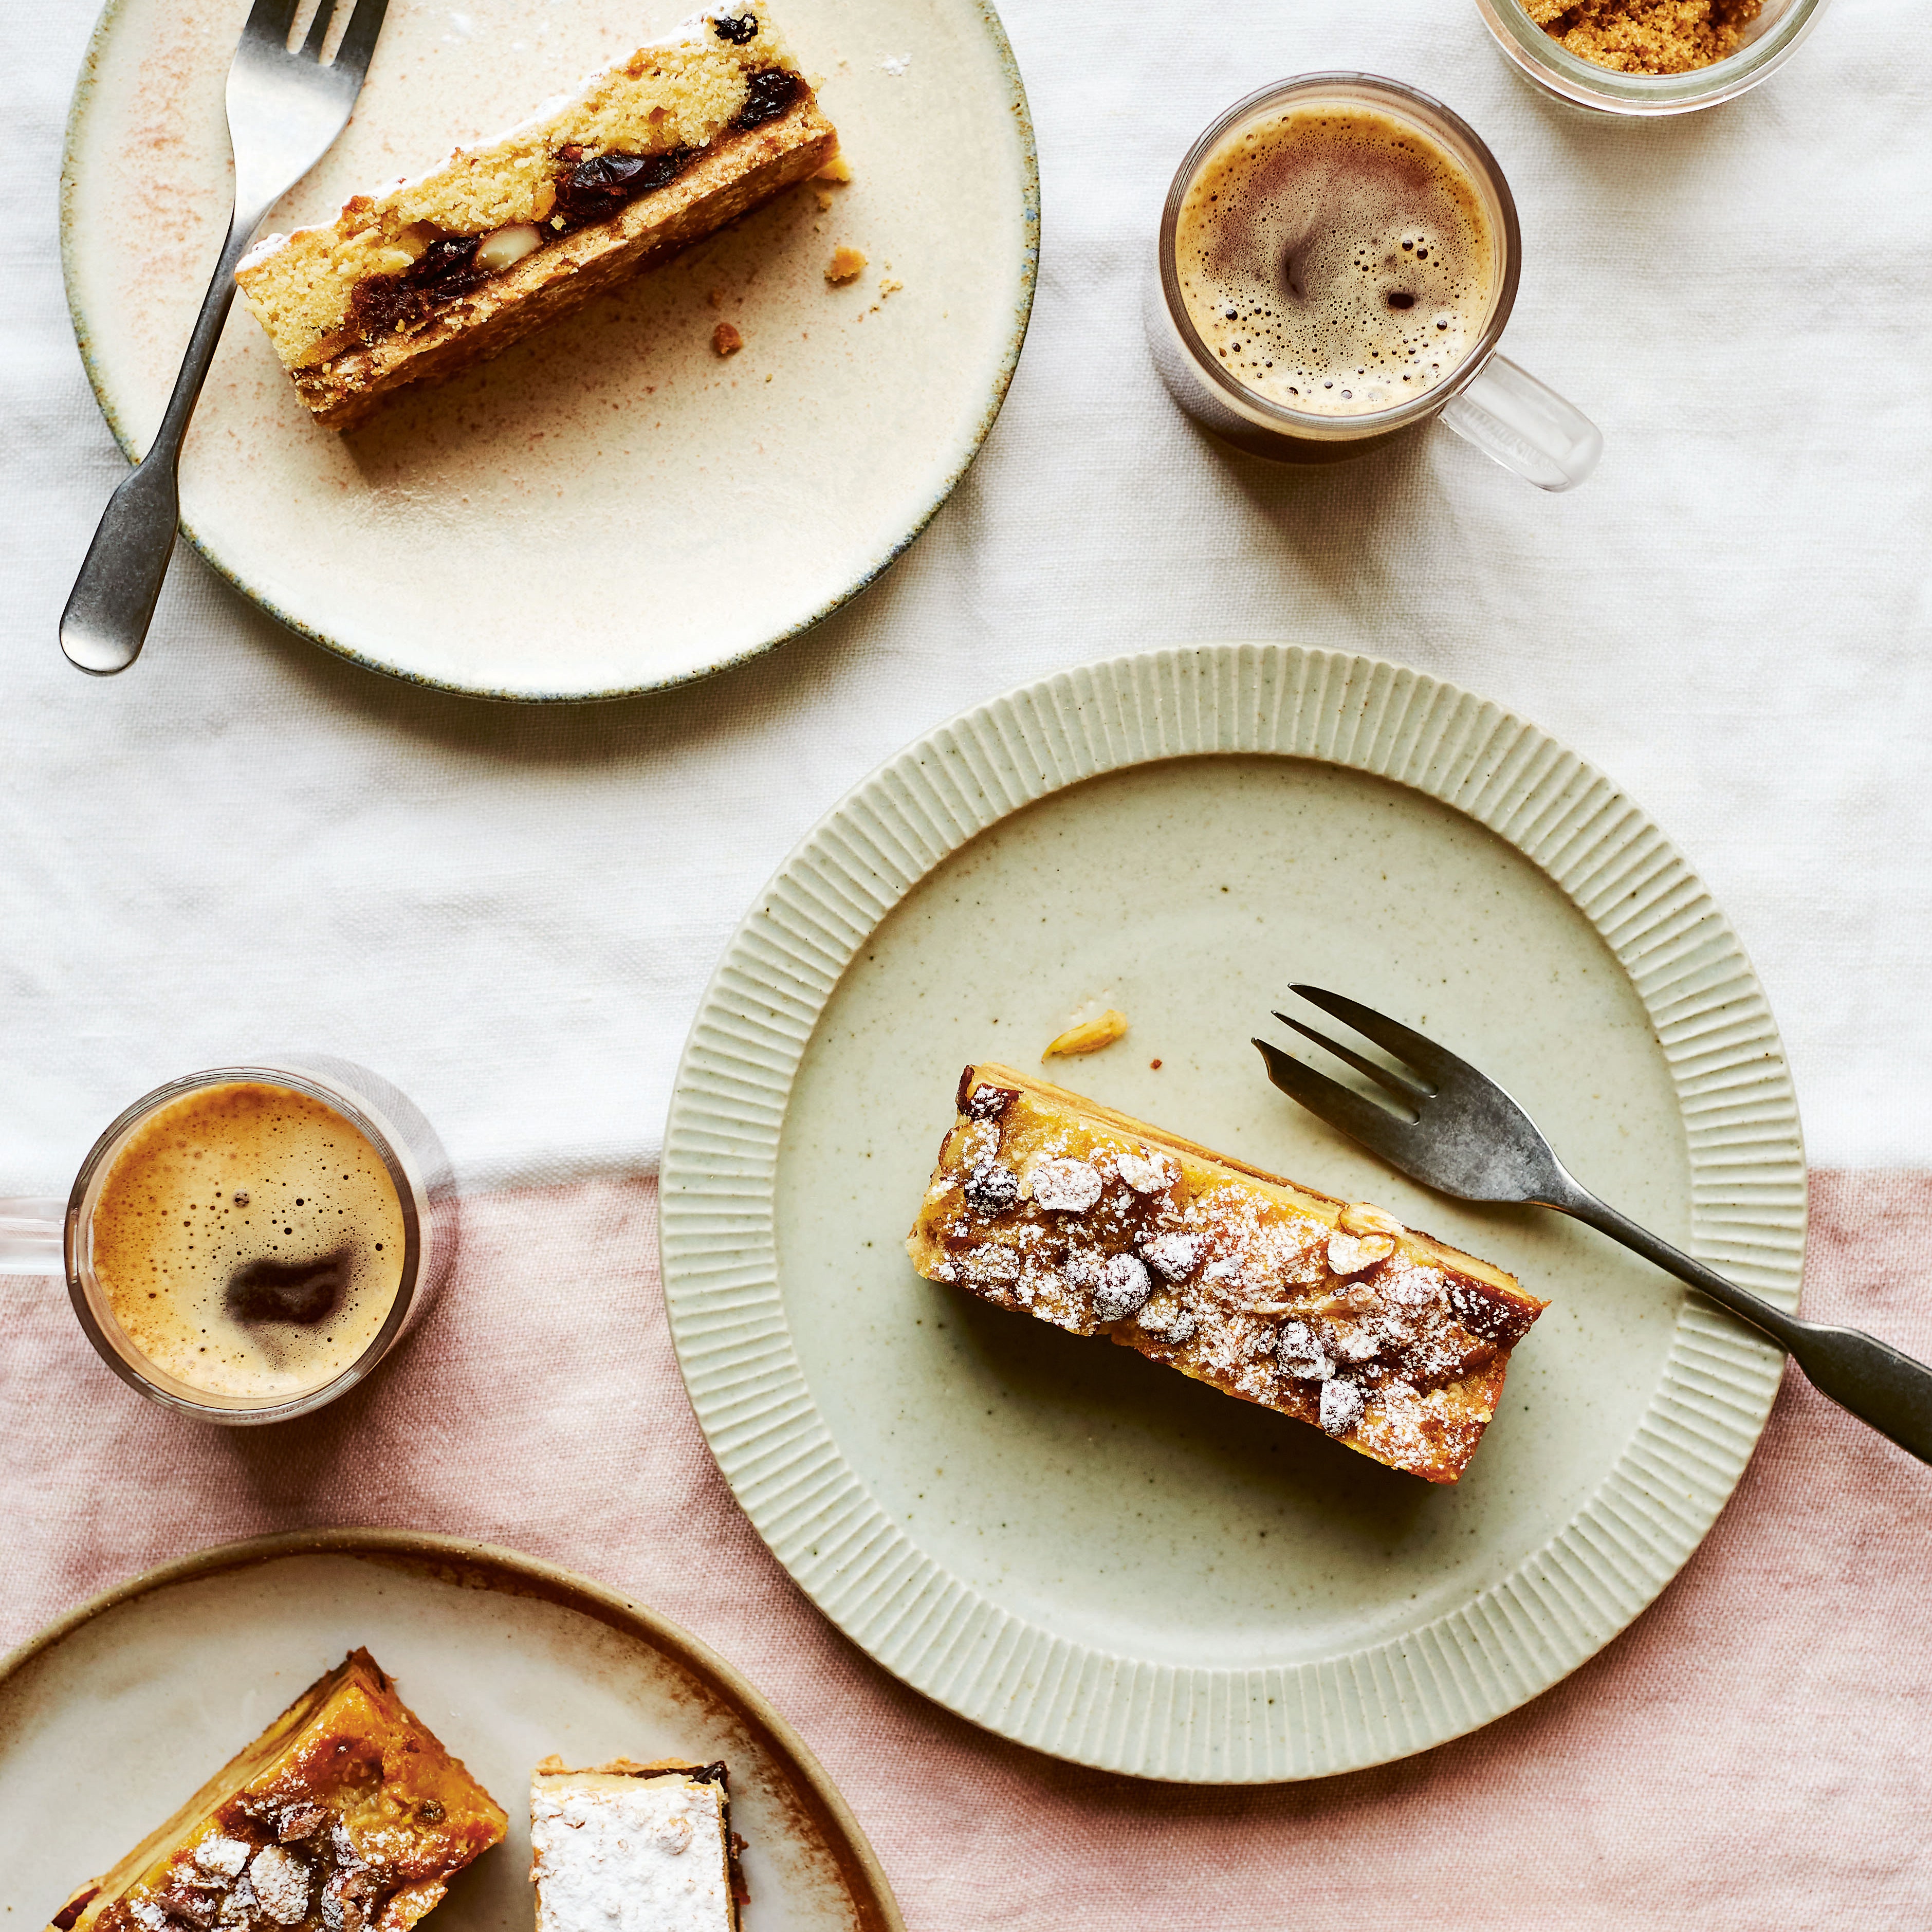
[530,1757,745,1932]
[907,1063,1547,1483]
[43,1649,505,1932]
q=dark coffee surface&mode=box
[224,1246,355,1327]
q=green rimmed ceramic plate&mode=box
[0,1529,900,1927]
[61,0,1036,699]
[661,644,1805,1780]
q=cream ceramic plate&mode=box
[61,0,1035,699]
[661,645,1807,1781]
[0,1530,900,1928]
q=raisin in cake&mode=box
[45,1649,506,1932]
[530,1758,742,1932]
[234,5,836,430]
[906,1064,1547,1484]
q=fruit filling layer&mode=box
[234,10,813,370]
[342,70,802,346]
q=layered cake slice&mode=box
[46,1648,506,1932]
[530,1758,743,1931]
[234,6,837,430]
[906,1064,1547,1484]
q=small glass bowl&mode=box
[1473,0,1833,114]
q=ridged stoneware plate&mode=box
[661,646,1805,1781]
[0,1529,901,1929]
[61,0,1036,700]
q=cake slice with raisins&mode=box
[44,1648,505,1932]
[234,5,836,430]
[530,1757,744,1931]
[907,1064,1547,1484]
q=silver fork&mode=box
[1255,984,1932,1468]
[60,0,390,676]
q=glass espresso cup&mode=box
[1146,73,1602,490]
[0,1056,458,1424]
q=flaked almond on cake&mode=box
[235,5,836,430]
[907,1064,1547,1484]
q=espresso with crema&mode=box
[1175,104,1495,417]
[91,1081,404,1401]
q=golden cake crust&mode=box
[232,6,836,430]
[906,1064,1547,1484]
[281,97,833,431]
[47,1648,506,1932]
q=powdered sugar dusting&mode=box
[532,1776,733,1932]
[1092,1253,1153,1320]
[1320,1378,1366,1437]
[1137,1296,1198,1345]
[1029,1156,1103,1212]
[1140,1230,1204,1280]
[196,1837,252,1879]
[248,1847,312,1925]
[1117,1147,1174,1193]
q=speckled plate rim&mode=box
[0,1525,904,1930]
[660,643,1807,1783]
[56,0,1039,705]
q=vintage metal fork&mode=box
[1255,983,1932,1467]
[60,0,390,676]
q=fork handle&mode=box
[1557,1184,1932,1467]
[60,199,268,675]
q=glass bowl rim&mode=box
[1471,0,1835,115]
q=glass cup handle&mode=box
[1439,354,1603,492]
[0,1199,65,1275]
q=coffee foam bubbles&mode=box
[1175,105,1495,418]
[91,1081,404,1400]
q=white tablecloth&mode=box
[4,0,1926,1193]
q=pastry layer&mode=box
[234,7,836,429]
[906,1064,1547,1484]
[530,1758,739,1932]
[47,1648,507,1932]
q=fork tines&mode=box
[1249,1036,1419,1168]
[1271,1010,1427,1107]
[330,0,389,77]
[1285,983,1467,1087]
[245,0,388,76]
[1250,982,1478,1165]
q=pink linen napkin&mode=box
[4,1171,1930,1929]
